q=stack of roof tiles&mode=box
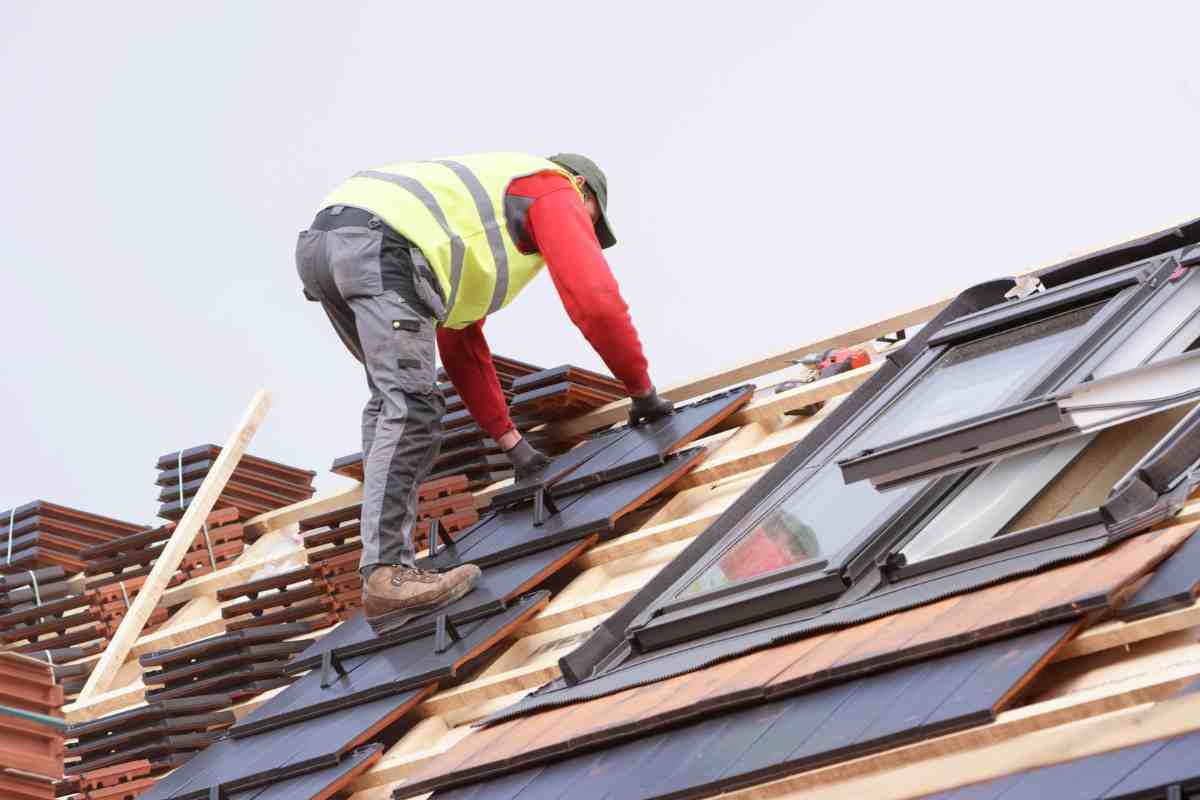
[331,356,615,490]
[64,695,237,780]
[0,567,107,663]
[137,623,315,705]
[155,446,316,529]
[1,501,147,576]
[216,566,342,631]
[0,652,64,800]
[132,386,754,800]
[298,475,481,617]
[505,364,629,422]
[72,759,156,800]
[83,509,245,593]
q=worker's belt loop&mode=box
[28,570,40,606]
[119,580,131,610]
[5,507,14,564]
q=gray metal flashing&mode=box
[927,261,1146,348]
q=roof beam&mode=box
[76,390,271,702]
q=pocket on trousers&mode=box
[375,291,438,395]
[295,230,326,301]
[328,228,385,299]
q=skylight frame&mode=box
[626,256,1178,652]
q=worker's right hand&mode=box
[504,438,552,482]
[628,388,675,427]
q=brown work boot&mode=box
[363,563,482,635]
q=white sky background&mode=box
[2,2,1199,523]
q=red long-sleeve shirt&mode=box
[437,170,652,441]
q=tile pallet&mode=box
[153,446,316,530]
[0,502,148,577]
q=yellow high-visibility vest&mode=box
[318,152,581,329]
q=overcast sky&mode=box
[3,1,1199,524]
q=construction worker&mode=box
[295,153,674,634]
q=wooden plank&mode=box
[77,390,272,702]
[241,482,363,540]
[722,363,883,428]
[547,302,943,438]
[1055,599,1200,661]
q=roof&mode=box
[31,214,1200,799]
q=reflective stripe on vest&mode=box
[319,153,581,329]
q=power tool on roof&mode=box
[798,347,872,379]
[776,346,873,418]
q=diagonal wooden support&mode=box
[75,389,272,702]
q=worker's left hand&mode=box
[504,438,552,482]
[628,388,675,427]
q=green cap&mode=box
[548,153,616,249]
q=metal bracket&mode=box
[533,486,561,527]
[434,613,462,654]
[319,649,348,689]
[209,785,227,800]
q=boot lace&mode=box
[390,566,441,586]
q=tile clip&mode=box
[320,649,348,689]
[434,613,462,654]
[427,518,458,560]
[533,486,560,527]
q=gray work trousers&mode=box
[295,214,445,571]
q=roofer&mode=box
[296,152,675,634]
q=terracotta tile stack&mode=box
[0,569,107,663]
[154,446,317,532]
[216,565,340,632]
[82,509,246,593]
[506,364,629,422]
[137,623,315,705]
[0,502,148,576]
[64,695,236,777]
[0,652,64,800]
[297,475,481,616]
[75,759,155,800]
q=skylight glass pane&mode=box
[679,304,1101,599]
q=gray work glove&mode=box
[504,438,551,482]
[628,387,675,427]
